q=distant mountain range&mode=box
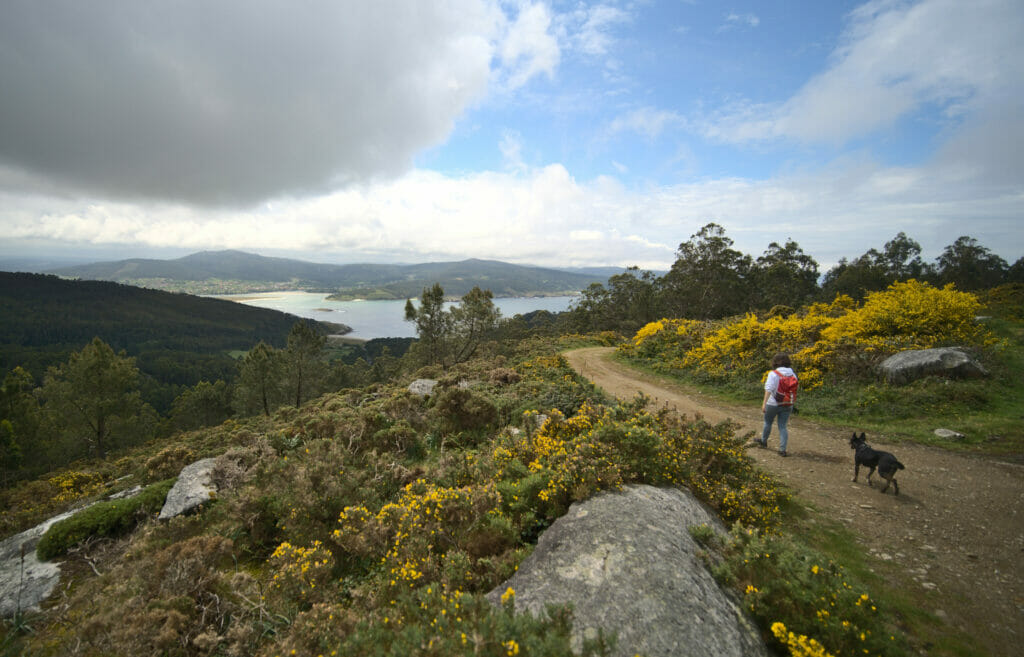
[43,250,628,298]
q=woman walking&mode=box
[759,352,798,456]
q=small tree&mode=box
[171,380,233,430]
[1,366,39,477]
[405,284,501,369]
[234,341,284,417]
[405,283,451,367]
[282,321,328,408]
[40,338,150,459]
[0,419,22,487]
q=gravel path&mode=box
[564,347,1024,657]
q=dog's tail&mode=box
[895,460,905,470]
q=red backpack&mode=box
[773,370,798,406]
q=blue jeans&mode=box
[762,404,792,452]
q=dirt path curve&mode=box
[564,347,1024,657]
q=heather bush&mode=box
[144,445,195,481]
[429,386,499,435]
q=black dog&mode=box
[850,432,905,495]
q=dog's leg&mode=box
[853,462,859,482]
[880,476,890,494]
[892,478,899,496]
[867,467,876,487]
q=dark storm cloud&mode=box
[0,1,496,205]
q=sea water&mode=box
[214,291,576,340]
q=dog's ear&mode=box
[858,432,865,440]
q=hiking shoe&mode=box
[778,450,788,457]
[758,440,767,449]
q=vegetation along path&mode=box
[564,347,1023,657]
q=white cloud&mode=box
[576,5,632,56]
[609,107,686,139]
[722,12,760,29]
[498,2,561,91]
[500,131,527,172]
[708,0,1024,145]
[5,147,1021,271]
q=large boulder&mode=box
[159,457,218,519]
[878,347,988,385]
[487,485,768,657]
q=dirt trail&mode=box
[564,347,1024,657]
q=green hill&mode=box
[47,250,608,297]
[0,272,346,411]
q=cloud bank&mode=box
[0,0,560,205]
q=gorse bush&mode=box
[694,524,909,657]
[622,281,993,390]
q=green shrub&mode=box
[430,387,499,435]
[36,478,175,560]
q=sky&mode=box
[0,0,1021,272]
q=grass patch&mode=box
[784,507,986,657]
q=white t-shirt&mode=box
[764,367,797,407]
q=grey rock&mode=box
[0,508,79,616]
[878,348,988,385]
[934,428,966,440]
[108,484,143,500]
[408,379,438,396]
[487,485,768,657]
[159,458,218,520]
[525,413,549,433]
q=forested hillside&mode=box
[0,273,345,410]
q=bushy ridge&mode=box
[0,337,911,657]
[622,281,993,389]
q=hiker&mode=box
[759,352,798,456]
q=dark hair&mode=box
[770,352,792,368]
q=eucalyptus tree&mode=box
[660,223,754,319]
[936,236,1008,290]
[753,239,820,310]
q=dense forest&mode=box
[0,273,349,412]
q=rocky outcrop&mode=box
[487,485,768,657]
[158,458,218,519]
[407,379,438,397]
[878,347,988,385]
[0,509,79,616]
